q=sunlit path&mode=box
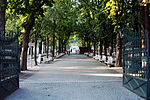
[6,55,143,100]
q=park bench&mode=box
[99,55,116,67]
[38,53,53,64]
[84,52,88,56]
[55,53,65,59]
[93,55,100,60]
[88,53,94,57]
[99,55,106,62]
[38,53,65,63]
[105,56,116,67]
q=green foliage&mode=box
[38,0,77,45]
[7,0,54,27]
[5,0,138,47]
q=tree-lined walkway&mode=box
[6,55,143,100]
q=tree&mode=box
[104,0,124,67]
[33,20,42,66]
[8,0,54,70]
[41,7,57,59]
[77,0,111,56]
[41,0,76,55]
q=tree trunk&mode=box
[31,40,34,58]
[144,4,150,78]
[52,34,55,60]
[64,44,66,53]
[59,38,61,53]
[34,32,37,66]
[140,4,145,28]
[44,40,46,53]
[144,4,150,36]
[52,20,56,60]
[93,41,96,56]
[84,40,86,47]
[39,40,42,54]
[0,0,6,35]
[103,40,108,62]
[132,1,138,31]
[98,40,103,56]
[21,18,35,71]
[99,40,103,59]
[115,32,122,67]
[21,31,29,70]
[87,41,91,53]
[19,42,23,55]
[103,40,106,56]
[21,32,29,70]
[61,42,64,53]
[46,35,49,58]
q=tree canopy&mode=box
[2,0,144,69]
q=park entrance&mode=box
[0,31,20,100]
[122,28,150,99]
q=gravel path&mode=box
[6,55,144,100]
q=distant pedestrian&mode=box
[66,50,68,54]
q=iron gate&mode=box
[122,28,150,99]
[0,31,20,100]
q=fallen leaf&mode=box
[48,94,51,96]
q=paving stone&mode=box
[6,55,144,100]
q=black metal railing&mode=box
[0,29,20,100]
[122,28,149,79]
[122,28,150,99]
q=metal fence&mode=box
[122,28,150,99]
[0,31,20,100]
